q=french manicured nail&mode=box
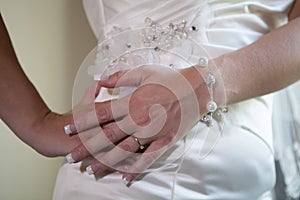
[65,153,75,164]
[122,174,133,185]
[64,124,76,135]
[64,124,73,135]
[122,177,129,185]
[86,166,94,175]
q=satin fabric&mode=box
[53,1,294,199]
[273,81,300,199]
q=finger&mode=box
[94,97,129,124]
[65,103,100,135]
[99,67,146,88]
[64,96,129,135]
[85,136,143,175]
[65,121,131,164]
[121,138,170,184]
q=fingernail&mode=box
[122,176,129,185]
[64,124,73,135]
[86,166,94,175]
[122,174,133,185]
[98,110,108,122]
[65,153,75,164]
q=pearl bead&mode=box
[205,74,216,87]
[207,101,217,112]
[178,20,186,29]
[222,107,229,113]
[200,114,213,127]
[119,56,127,62]
[145,17,153,26]
[199,57,208,67]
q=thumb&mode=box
[99,67,145,88]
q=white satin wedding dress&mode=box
[53,1,294,199]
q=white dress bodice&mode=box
[84,0,292,47]
[53,1,294,199]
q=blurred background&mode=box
[0,0,96,199]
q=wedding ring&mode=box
[133,136,145,150]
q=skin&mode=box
[0,1,300,186]
[67,4,300,183]
[0,14,81,157]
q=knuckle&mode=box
[93,162,107,173]
[162,135,174,145]
[97,106,112,122]
[151,136,173,151]
[78,146,89,157]
[73,146,88,161]
[97,156,109,166]
[116,71,124,79]
[129,94,143,106]
[120,142,135,152]
[104,127,115,142]
[142,154,156,166]
[135,66,146,75]
[135,115,150,126]
[136,65,151,76]
[131,164,145,173]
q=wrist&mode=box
[179,66,211,117]
[192,56,228,126]
[207,56,227,107]
[28,111,74,157]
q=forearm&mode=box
[210,17,300,105]
[0,14,51,145]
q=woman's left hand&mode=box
[65,65,209,184]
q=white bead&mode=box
[200,114,213,127]
[204,114,213,122]
[207,101,217,112]
[178,20,186,29]
[199,57,208,67]
[145,17,153,26]
[222,106,229,113]
[205,74,216,87]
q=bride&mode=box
[53,1,298,199]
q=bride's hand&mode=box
[65,65,210,183]
[29,82,102,157]
[30,112,81,157]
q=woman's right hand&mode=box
[28,82,103,157]
[30,111,82,157]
